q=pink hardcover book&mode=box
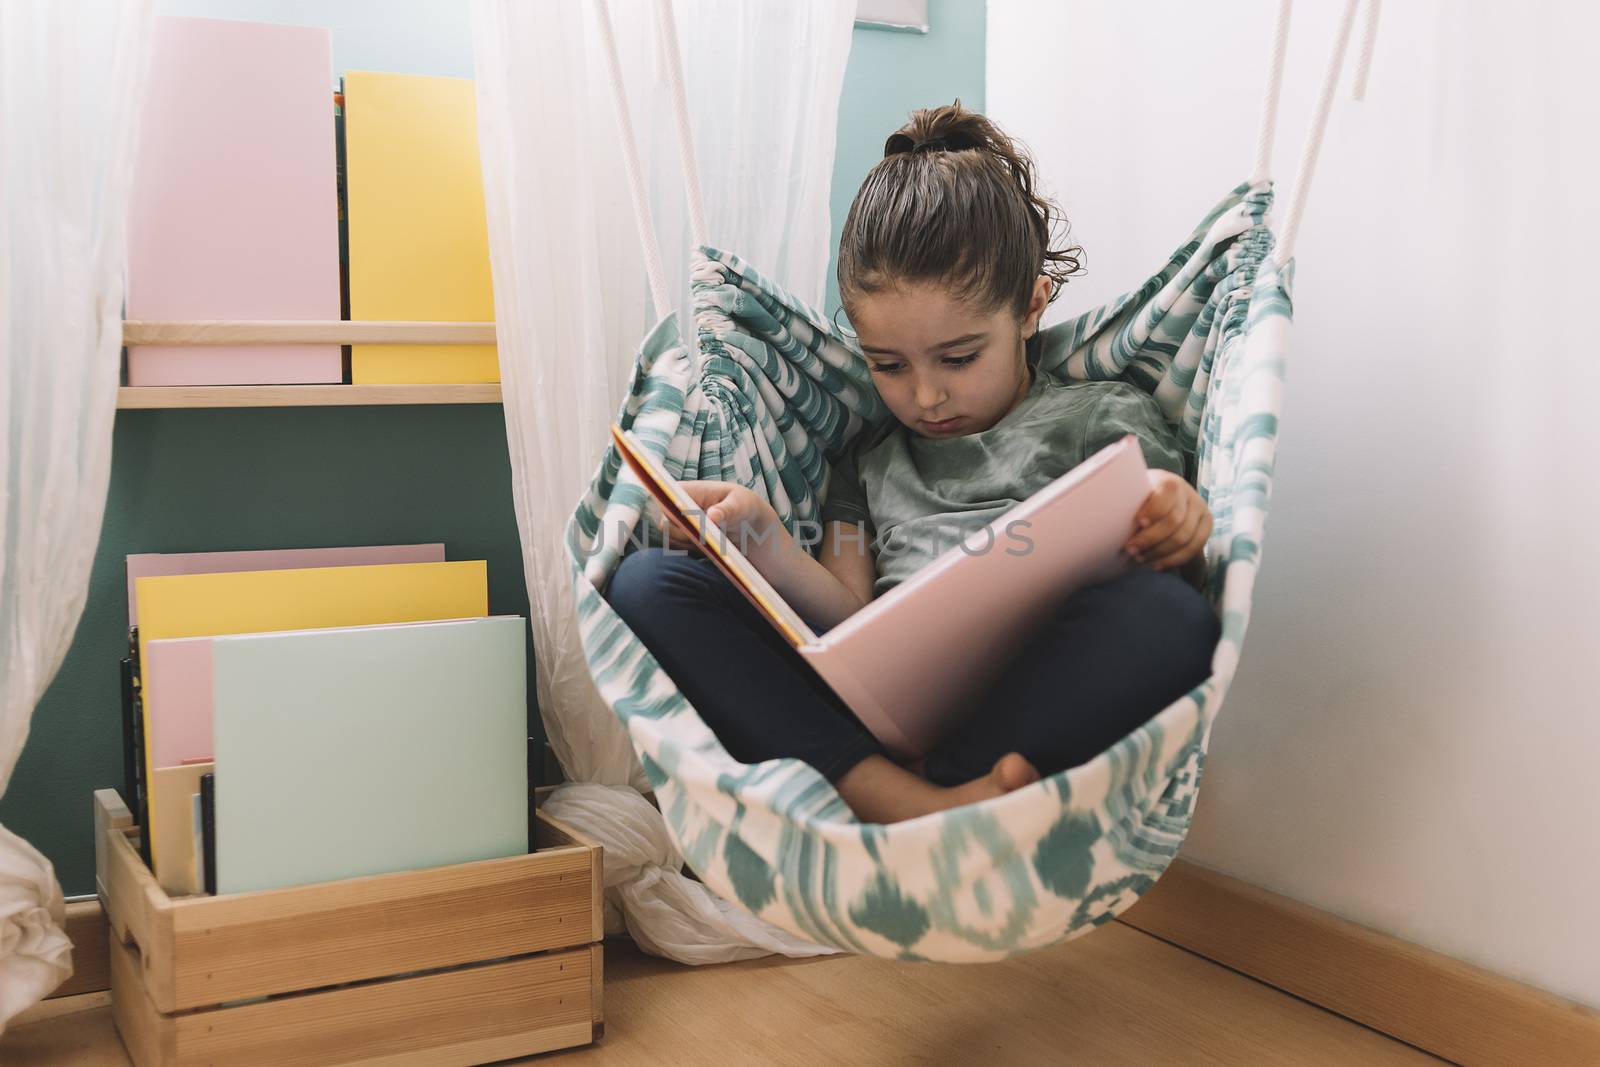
[613,428,1153,760]
[126,544,446,627]
[126,17,341,385]
[142,637,214,771]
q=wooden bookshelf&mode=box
[117,383,503,409]
[119,320,502,409]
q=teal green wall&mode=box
[0,0,985,898]
[827,0,986,317]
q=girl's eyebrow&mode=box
[862,332,989,357]
[933,332,989,351]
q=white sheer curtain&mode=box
[0,0,153,1032]
[471,0,853,962]
[641,0,856,322]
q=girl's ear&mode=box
[1022,275,1052,339]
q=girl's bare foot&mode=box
[933,753,1041,812]
[835,752,1041,824]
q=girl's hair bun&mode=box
[839,100,1085,319]
[883,102,989,158]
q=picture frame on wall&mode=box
[856,0,929,34]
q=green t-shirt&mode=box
[819,366,1187,597]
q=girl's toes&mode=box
[992,752,1041,792]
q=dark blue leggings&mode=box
[604,547,1220,787]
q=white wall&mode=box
[990,0,1599,1009]
[153,0,475,79]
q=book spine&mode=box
[335,82,351,383]
[119,657,139,819]
[127,626,153,869]
[200,772,217,895]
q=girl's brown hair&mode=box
[836,101,1083,321]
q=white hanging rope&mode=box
[594,0,673,319]
[1351,0,1383,102]
[1250,0,1293,186]
[652,0,709,250]
[1273,0,1362,267]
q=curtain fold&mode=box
[641,0,855,323]
[471,0,854,962]
[0,0,154,1032]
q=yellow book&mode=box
[344,71,497,383]
[136,560,489,881]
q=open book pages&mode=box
[610,426,818,648]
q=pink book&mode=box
[126,17,341,386]
[142,638,215,770]
[126,544,446,627]
[615,428,1153,760]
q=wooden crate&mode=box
[94,789,603,1066]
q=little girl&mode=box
[606,103,1219,825]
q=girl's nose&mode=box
[914,377,947,411]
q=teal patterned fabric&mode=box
[565,181,1290,961]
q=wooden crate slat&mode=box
[590,943,605,1039]
[96,792,177,1000]
[111,934,594,1067]
[110,933,174,1067]
[166,845,593,1011]
[96,790,602,1015]
[534,806,607,943]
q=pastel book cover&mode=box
[126,543,447,627]
[126,16,341,386]
[142,637,214,772]
[211,616,529,894]
[141,613,496,773]
[150,762,213,896]
[135,560,488,880]
[344,70,498,384]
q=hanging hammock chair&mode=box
[559,0,1371,962]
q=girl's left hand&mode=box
[1126,470,1212,571]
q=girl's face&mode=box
[848,276,1051,438]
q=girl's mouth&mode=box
[919,415,964,434]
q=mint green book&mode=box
[210,616,528,894]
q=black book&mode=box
[335,79,351,382]
[118,657,139,817]
[127,627,153,869]
[200,773,217,895]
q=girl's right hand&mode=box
[660,481,782,558]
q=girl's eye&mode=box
[868,362,904,375]
[943,353,979,368]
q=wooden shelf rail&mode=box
[119,320,501,409]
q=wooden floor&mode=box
[7,923,1441,1066]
